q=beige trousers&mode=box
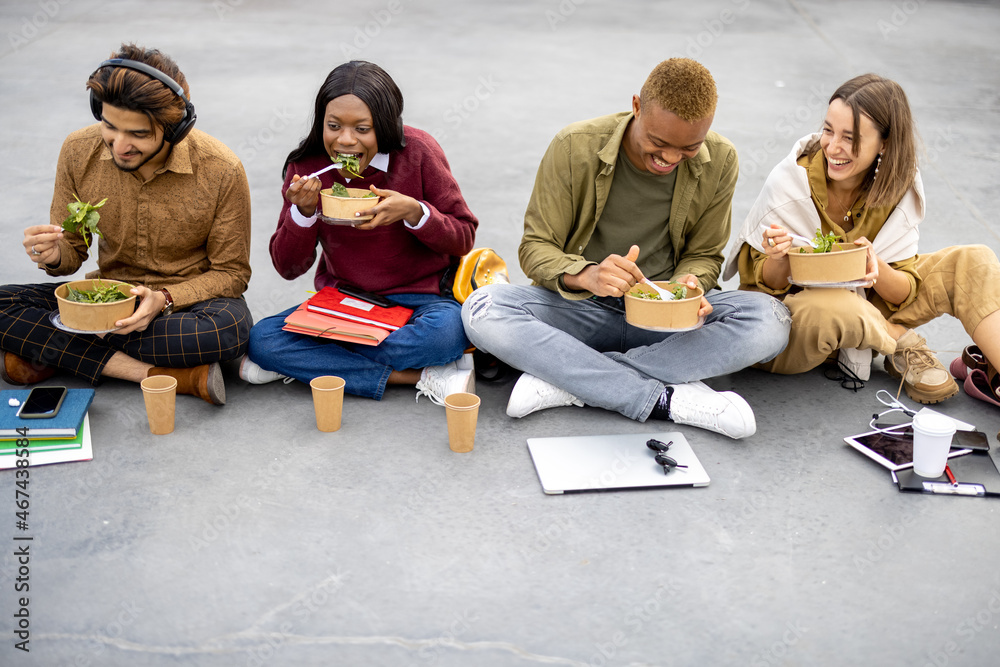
[760,245,1000,374]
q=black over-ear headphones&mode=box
[89,58,197,144]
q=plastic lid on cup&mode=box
[912,412,957,436]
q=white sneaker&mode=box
[665,382,756,439]
[455,352,474,371]
[238,355,292,385]
[415,358,476,406]
[839,347,873,382]
[506,373,584,418]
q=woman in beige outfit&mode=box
[724,73,1000,407]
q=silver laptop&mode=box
[526,431,710,495]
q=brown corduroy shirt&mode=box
[44,124,252,309]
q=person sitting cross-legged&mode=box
[461,58,790,439]
[0,43,252,404]
[240,61,479,404]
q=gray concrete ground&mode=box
[2,0,999,665]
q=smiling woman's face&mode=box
[820,98,885,189]
[322,94,379,176]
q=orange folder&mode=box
[282,303,389,346]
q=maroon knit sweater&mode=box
[269,126,478,295]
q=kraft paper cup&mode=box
[444,392,480,453]
[140,375,177,435]
[911,412,957,478]
[310,375,346,432]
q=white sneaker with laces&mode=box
[415,356,476,405]
[506,373,584,418]
[239,355,292,385]
[665,381,756,439]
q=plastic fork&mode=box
[640,278,676,300]
[301,162,344,181]
[787,233,820,248]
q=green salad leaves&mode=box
[811,229,843,253]
[64,281,131,304]
[633,283,688,301]
[61,195,107,251]
[335,153,363,178]
[328,182,376,198]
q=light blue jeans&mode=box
[248,293,468,400]
[462,284,790,421]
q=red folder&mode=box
[305,286,413,331]
[283,303,389,346]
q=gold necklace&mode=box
[828,186,861,224]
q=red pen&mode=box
[944,466,958,486]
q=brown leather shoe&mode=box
[148,362,226,405]
[1,351,56,386]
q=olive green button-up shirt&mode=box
[45,124,252,309]
[519,111,739,298]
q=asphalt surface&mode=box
[1,1,999,665]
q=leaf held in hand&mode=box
[61,195,107,251]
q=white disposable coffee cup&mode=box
[911,412,957,478]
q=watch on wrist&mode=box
[159,288,174,317]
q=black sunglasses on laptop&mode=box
[646,439,688,475]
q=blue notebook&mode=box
[0,388,95,439]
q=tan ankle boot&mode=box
[148,363,225,405]
[883,329,959,404]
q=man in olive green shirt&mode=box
[462,59,790,439]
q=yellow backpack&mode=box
[452,248,510,303]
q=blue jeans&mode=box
[248,293,469,400]
[462,284,790,421]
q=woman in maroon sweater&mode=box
[241,61,479,401]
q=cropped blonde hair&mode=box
[639,58,717,122]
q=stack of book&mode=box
[283,286,414,346]
[0,388,95,469]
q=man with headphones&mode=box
[0,43,252,405]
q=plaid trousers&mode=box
[0,282,252,384]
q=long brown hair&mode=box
[809,74,916,209]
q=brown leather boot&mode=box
[148,363,226,405]
[1,351,57,386]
